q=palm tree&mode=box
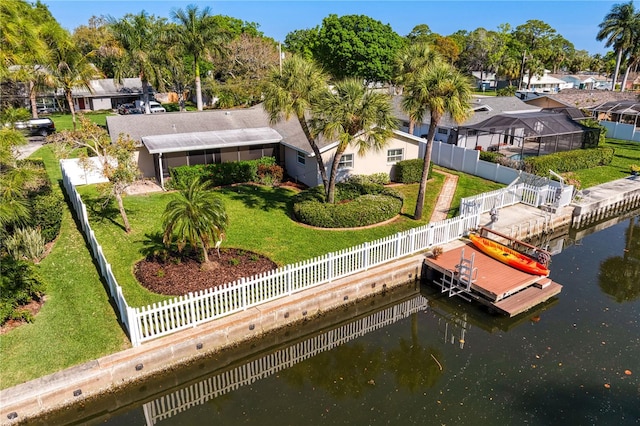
[619,14,640,92]
[393,42,442,134]
[162,178,228,264]
[170,4,228,111]
[49,33,103,130]
[597,1,638,91]
[263,55,330,193]
[108,12,166,114]
[311,78,397,204]
[402,62,472,220]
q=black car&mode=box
[117,103,142,115]
[14,118,56,137]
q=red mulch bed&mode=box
[0,298,45,335]
[135,248,278,296]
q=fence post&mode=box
[127,305,140,347]
[189,292,197,325]
[395,232,402,259]
[363,242,369,270]
[241,278,247,309]
[327,253,333,282]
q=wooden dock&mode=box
[423,238,562,317]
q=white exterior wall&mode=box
[283,146,322,188]
[321,133,422,182]
[135,148,156,179]
[91,98,113,111]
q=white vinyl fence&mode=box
[61,159,480,346]
[61,154,562,346]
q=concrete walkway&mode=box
[430,170,459,222]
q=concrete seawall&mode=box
[0,253,424,425]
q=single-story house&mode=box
[457,110,598,158]
[66,78,147,112]
[105,104,424,189]
[518,71,565,96]
[523,88,638,111]
[393,95,540,146]
[590,100,640,142]
[551,74,598,90]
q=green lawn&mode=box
[77,173,448,307]
[569,139,640,188]
[0,146,129,389]
[3,136,636,389]
[47,111,115,130]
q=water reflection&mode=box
[144,294,429,424]
[599,216,640,302]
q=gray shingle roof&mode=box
[71,78,144,97]
[392,95,539,129]
[105,104,330,155]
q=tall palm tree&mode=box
[49,33,103,130]
[162,178,228,264]
[108,12,166,114]
[311,78,397,204]
[394,42,442,134]
[597,1,638,91]
[403,62,472,220]
[170,4,228,111]
[619,14,640,92]
[263,55,330,193]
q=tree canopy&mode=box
[313,14,405,82]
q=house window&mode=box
[437,128,448,135]
[338,154,354,169]
[297,151,306,165]
[387,148,403,163]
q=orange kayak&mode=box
[469,234,550,276]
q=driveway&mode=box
[16,136,46,159]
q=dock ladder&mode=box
[439,248,477,301]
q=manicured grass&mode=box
[443,167,505,217]
[0,146,129,390]
[48,111,115,130]
[569,139,640,188]
[78,175,447,307]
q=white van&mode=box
[135,100,166,113]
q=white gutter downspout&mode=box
[158,153,164,189]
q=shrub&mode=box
[294,194,402,228]
[479,151,505,163]
[394,159,431,183]
[496,86,517,96]
[169,157,278,189]
[524,147,615,175]
[29,192,63,242]
[5,227,45,262]
[0,256,46,325]
[347,173,390,185]
[257,163,283,186]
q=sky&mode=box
[41,0,618,55]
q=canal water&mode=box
[45,214,640,425]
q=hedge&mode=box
[0,256,46,325]
[29,192,64,242]
[523,146,615,175]
[394,159,431,183]
[294,195,402,228]
[169,157,277,188]
[292,180,403,228]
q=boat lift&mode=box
[438,248,477,301]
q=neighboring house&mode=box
[393,95,540,152]
[551,74,598,90]
[470,71,497,90]
[518,70,564,95]
[523,88,637,111]
[63,78,147,112]
[456,110,596,158]
[590,100,640,142]
[105,104,424,189]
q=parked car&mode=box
[117,103,142,115]
[14,118,56,137]
[148,101,166,113]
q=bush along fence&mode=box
[61,159,563,346]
